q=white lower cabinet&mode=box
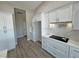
[70,46,79,58]
[42,37,79,58]
[42,37,69,58]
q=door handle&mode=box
[3,26,7,33]
[3,30,7,33]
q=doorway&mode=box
[32,21,42,43]
[14,8,27,39]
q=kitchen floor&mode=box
[7,37,54,58]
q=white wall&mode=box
[26,10,34,40]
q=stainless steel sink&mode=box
[49,35,69,43]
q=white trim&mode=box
[17,34,26,38]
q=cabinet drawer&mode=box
[70,46,79,58]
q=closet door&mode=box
[3,13,15,50]
[0,12,8,50]
[0,12,15,50]
[0,12,5,40]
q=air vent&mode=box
[17,12,23,14]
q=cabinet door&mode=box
[70,46,79,58]
[42,37,49,51]
[48,11,56,22]
[57,5,72,22]
[73,2,79,30]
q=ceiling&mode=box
[8,1,43,10]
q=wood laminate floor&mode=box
[7,37,54,58]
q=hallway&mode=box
[7,37,54,58]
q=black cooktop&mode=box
[49,35,69,43]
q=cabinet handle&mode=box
[74,50,79,53]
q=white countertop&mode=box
[68,40,79,48]
[42,35,79,49]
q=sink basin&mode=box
[49,35,69,43]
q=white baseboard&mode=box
[17,34,27,38]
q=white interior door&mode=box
[4,13,14,39]
[4,13,15,50]
[0,12,15,50]
[0,12,5,40]
[0,12,7,50]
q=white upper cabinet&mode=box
[73,2,79,30]
[56,5,72,22]
[48,11,57,22]
[48,5,72,22]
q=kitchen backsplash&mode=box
[49,24,72,36]
[71,30,79,41]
